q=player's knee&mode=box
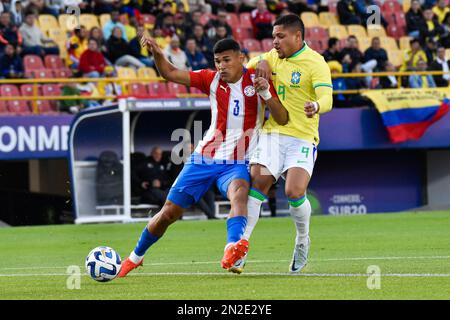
[158,203,182,224]
[229,182,249,203]
[285,187,306,200]
[251,177,272,195]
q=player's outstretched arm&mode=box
[254,77,288,125]
[140,32,190,86]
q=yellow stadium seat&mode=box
[301,12,320,27]
[54,40,68,60]
[446,49,450,60]
[403,0,411,12]
[100,14,111,28]
[347,24,367,38]
[47,28,67,43]
[399,36,412,50]
[137,67,158,80]
[319,12,338,28]
[59,14,78,32]
[367,25,386,38]
[38,14,59,33]
[79,14,100,30]
[379,36,399,51]
[388,49,404,68]
[357,37,371,52]
[328,25,348,39]
[117,67,137,79]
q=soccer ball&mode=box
[85,246,122,282]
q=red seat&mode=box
[1,85,30,114]
[306,39,324,52]
[239,13,253,29]
[34,69,55,79]
[233,27,253,41]
[167,82,188,95]
[54,68,73,78]
[308,27,328,38]
[226,13,239,27]
[36,100,56,114]
[20,84,42,97]
[128,83,148,96]
[147,82,168,95]
[44,55,64,69]
[140,14,155,25]
[261,38,273,52]
[387,24,406,39]
[243,39,262,52]
[200,14,215,25]
[395,12,406,29]
[328,0,338,14]
[382,0,402,13]
[24,54,44,71]
[42,84,62,110]
[0,100,9,114]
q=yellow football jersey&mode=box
[247,43,333,145]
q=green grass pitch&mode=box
[0,211,449,300]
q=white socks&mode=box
[289,197,311,246]
[242,189,266,240]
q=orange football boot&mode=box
[221,239,249,270]
[117,258,143,278]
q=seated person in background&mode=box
[0,11,22,54]
[406,0,424,39]
[164,35,190,70]
[400,38,428,71]
[67,26,88,70]
[0,44,24,79]
[185,37,208,71]
[345,62,372,108]
[409,60,437,88]
[78,38,106,78]
[129,26,155,67]
[251,0,274,40]
[106,26,145,69]
[19,11,59,56]
[322,38,340,62]
[379,61,399,89]
[364,37,388,72]
[429,46,450,87]
[103,9,127,41]
[337,0,362,25]
[134,146,171,207]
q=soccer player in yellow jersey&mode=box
[231,14,333,273]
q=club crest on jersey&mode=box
[291,71,301,85]
[244,85,256,97]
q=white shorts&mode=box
[250,132,317,180]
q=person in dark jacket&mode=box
[0,44,23,78]
[0,11,22,53]
[129,26,155,67]
[379,61,399,89]
[406,0,425,39]
[339,35,363,72]
[419,8,445,45]
[184,37,208,71]
[363,37,388,71]
[105,26,145,69]
[429,46,450,87]
[337,0,362,25]
[322,37,340,62]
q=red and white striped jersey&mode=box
[190,68,275,161]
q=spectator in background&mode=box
[345,62,371,107]
[67,25,88,70]
[337,0,361,25]
[60,82,83,113]
[89,26,107,56]
[406,0,425,39]
[0,43,24,78]
[379,61,399,89]
[189,10,202,29]
[440,12,450,48]
[25,0,58,16]
[19,11,59,56]
[364,37,388,72]
[173,13,187,44]
[134,146,170,207]
[251,0,273,40]
[106,26,145,69]
[78,38,106,78]
[152,27,171,49]
[419,8,444,45]
[103,10,127,41]
[430,46,450,87]
[432,0,449,24]
[192,23,213,67]
[205,8,232,38]
[409,59,436,88]
[401,38,428,71]
[160,13,176,37]
[10,0,24,26]
[164,35,190,70]
[424,38,437,63]
[0,11,22,53]
[129,26,155,67]
[323,38,340,62]
[210,24,229,47]
[123,15,138,42]
[185,37,208,70]
[339,36,364,72]
[155,1,174,28]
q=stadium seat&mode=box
[0,100,8,115]
[239,13,253,29]
[147,82,168,95]
[79,14,100,30]
[328,25,348,40]
[42,84,61,110]
[117,67,137,80]
[328,0,339,14]
[347,25,367,38]
[386,24,406,40]
[20,84,41,97]
[137,67,158,80]
[306,39,323,52]
[38,14,59,33]
[200,14,215,26]
[1,85,30,115]
[99,14,111,28]
[167,82,188,95]
[382,0,402,13]
[357,37,371,52]
[34,69,55,79]
[388,49,404,67]
[128,83,148,96]
[225,13,239,27]
[54,68,73,78]
[190,87,204,95]
[140,14,155,25]
[367,25,386,38]
[242,39,262,52]
[233,27,254,41]
[301,12,320,27]
[446,49,450,60]
[380,36,399,51]
[395,12,407,29]
[44,55,64,69]
[24,55,44,71]
[59,14,81,32]
[261,38,273,52]
[399,36,412,50]
[47,28,67,43]
[307,27,328,40]
[36,100,56,114]
[403,0,411,12]
[22,84,57,114]
[319,12,339,28]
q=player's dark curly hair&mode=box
[273,14,305,40]
[213,38,241,54]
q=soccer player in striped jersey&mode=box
[117,37,288,277]
[231,14,333,273]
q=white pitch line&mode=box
[1,272,450,278]
[2,255,450,271]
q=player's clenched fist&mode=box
[254,77,269,91]
[304,101,319,118]
[255,60,272,80]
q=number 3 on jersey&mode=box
[233,100,240,116]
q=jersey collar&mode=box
[288,41,308,59]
